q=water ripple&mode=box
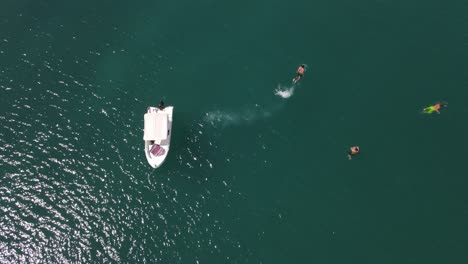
[0,46,249,264]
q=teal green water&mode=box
[1,0,468,263]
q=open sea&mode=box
[1,0,468,263]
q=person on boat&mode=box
[423,102,446,114]
[292,64,305,84]
[158,100,165,110]
[347,146,360,160]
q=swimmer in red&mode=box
[347,146,360,160]
[292,64,305,84]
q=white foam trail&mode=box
[204,105,274,127]
[275,84,295,99]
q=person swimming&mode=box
[292,64,305,84]
[347,146,360,160]
[158,100,165,110]
[423,102,446,114]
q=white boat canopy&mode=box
[144,112,168,141]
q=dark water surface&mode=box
[1,0,468,263]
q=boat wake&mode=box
[275,84,295,99]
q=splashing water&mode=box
[205,82,296,127]
[275,84,295,99]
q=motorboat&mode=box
[143,105,173,168]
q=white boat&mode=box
[143,106,173,168]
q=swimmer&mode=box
[347,146,360,160]
[158,100,165,110]
[292,64,305,84]
[422,102,447,114]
